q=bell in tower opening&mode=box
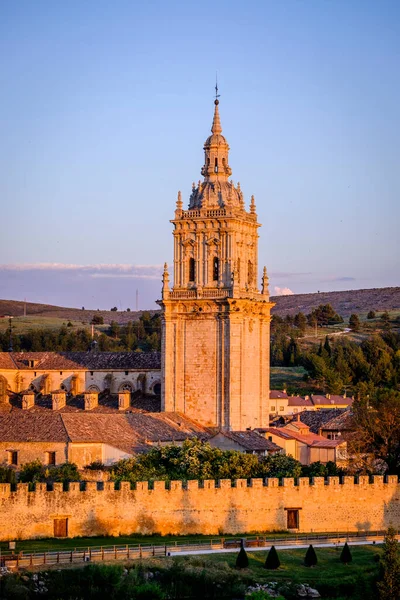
[158,97,274,430]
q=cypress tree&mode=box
[304,544,318,567]
[264,545,280,569]
[340,542,352,565]
[236,540,249,569]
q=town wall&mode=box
[0,476,399,541]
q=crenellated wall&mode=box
[1,476,400,540]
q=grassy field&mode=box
[270,366,307,391]
[196,544,380,590]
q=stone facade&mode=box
[159,99,274,430]
[0,476,399,540]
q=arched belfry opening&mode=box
[159,96,274,430]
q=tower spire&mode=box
[211,99,222,135]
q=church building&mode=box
[159,98,274,430]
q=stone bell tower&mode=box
[159,98,274,430]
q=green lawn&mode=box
[270,366,307,390]
[173,545,381,599]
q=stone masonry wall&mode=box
[0,476,399,541]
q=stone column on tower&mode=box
[158,98,274,430]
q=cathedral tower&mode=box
[159,99,274,430]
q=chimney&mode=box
[296,413,301,422]
[52,390,66,410]
[118,390,131,411]
[22,390,35,410]
[84,390,99,410]
[326,394,331,400]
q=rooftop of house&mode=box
[270,390,288,399]
[0,411,211,454]
[210,430,281,452]
[265,426,344,449]
[311,394,353,406]
[287,396,313,407]
[299,409,348,433]
[0,352,161,371]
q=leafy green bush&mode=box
[0,465,16,484]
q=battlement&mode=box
[0,475,398,497]
[1,475,399,541]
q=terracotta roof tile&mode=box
[216,430,281,452]
[4,351,161,371]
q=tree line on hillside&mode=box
[0,312,162,353]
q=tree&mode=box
[91,315,104,325]
[349,314,361,332]
[304,544,317,567]
[236,540,249,569]
[264,545,280,569]
[261,454,302,479]
[340,542,352,564]
[352,390,400,473]
[367,310,376,320]
[110,306,118,312]
[377,526,400,600]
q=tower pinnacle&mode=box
[211,99,222,135]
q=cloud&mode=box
[274,286,294,296]
[0,263,163,280]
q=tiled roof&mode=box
[311,395,353,407]
[217,430,281,452]
[61,414,146,454]
[1,352,161,371]
[287,397,313,407]
[125,412,210,442]
[0,354,17,369]
[322,410,354,432]
[0,411,210,453]
[266,427,343,449]
[270,390,288,399]
[299,409,347,433]
[0,414,69,442]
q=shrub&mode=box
[340,541,353,564]
[91,315,104,325]
[264,545,280,569]
[236,540,249,569]
[304,544,318,567]
[85,461,106,471]
[367,310,376,319]
[0,465,17,484]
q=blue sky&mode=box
[0,0,399,310]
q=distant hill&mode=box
[270,286,400,317]
[0,286,399,323]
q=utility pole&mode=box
[7,316,13,352]
[136,289,139,312]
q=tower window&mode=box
[213,257,219,281]
[248,260,253,286]
[189,258,195,282]
[214,157,218,173]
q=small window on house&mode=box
[46,451,56,466]
[287,509,299,529]
[34,372,37,377]
[271,405,276,411]
[60,372,63,376]
[8,451,18,466]
[213,257,219,281]
[293,408,298,413]
[90,371,94,376]
[279,406,284,411]
[268,436,273,442]
[125,371,129,376]
[189,258,195,282]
